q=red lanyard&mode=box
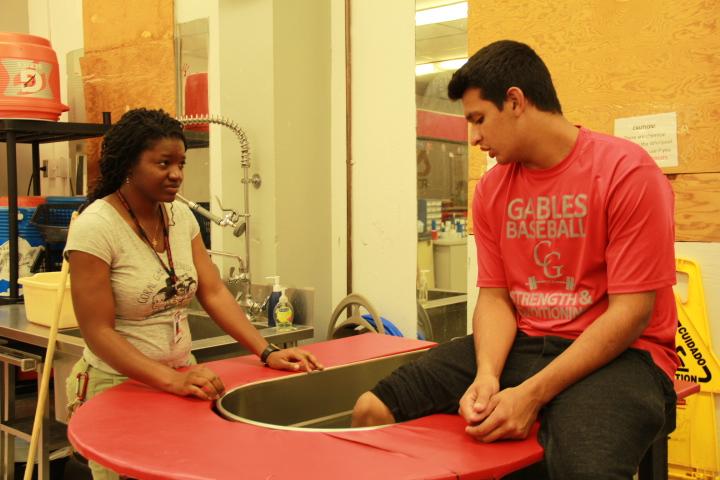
[116,191,178,293]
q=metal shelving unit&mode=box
[0,119,110,303]
[0,118,208,302]
[0,343,68,480]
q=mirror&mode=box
[175,17,211,214]
[415,1,468,342]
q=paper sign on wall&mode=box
[614,112,678,168]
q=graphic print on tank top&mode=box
[137,259,197,316]
[504,193,594,323]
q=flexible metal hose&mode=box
[176,114,251,168]
[176,114,254,305]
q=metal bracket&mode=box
[0,345,41,372]
[242,173,262,189]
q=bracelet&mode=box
[260,343,281,365]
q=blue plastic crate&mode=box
[30,202,83,243]
[0,206,44,247]
[0,206,45,295]
[45,196,86,205]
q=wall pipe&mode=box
[345,0,353,296]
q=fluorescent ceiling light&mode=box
[415,58,467,76]
[438,58,467,71]
[416,2,467,26]
[415,63,437,76]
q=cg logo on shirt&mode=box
[532,240,563,279]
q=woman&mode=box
[65,109,321,479]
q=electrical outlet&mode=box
[42,159,48,178]
[48,158,58,178]
[57,157,68,178]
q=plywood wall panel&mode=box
[466,0,720,239]
[83,0,174,54]
[670,173,720,242]
[467,0,720,175]
[81,0,176,188]
[80,42,176,118]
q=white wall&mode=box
[350,0,417,338]
[215,0,277,287]
[212,0,338,340]
[0,0,32,198]
[466,235,477,332]
[1,0,29,33]
[273,0,332,338]
[210,0,418,340]
[27,0,84,196]
[175,1,213,24]
[329,0,348,324]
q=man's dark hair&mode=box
[447,40,562,114]
[87,108,186,204]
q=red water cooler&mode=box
[0,32,68,121]
[184,72,208,131]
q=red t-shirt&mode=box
[473,127,678,379]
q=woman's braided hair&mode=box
[86,108,186,207]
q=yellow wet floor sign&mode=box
[670,258,720,479]
[674,259,720,389]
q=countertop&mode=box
[0,303,313,426]
[433,236,468,246]
[0,304,314,358]
[0,304,85,356]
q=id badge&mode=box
[172,310,184,344]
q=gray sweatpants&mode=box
[371,334,676,480]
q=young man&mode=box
[352,40,678,479]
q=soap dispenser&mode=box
[274,288,295,330]
[266,276,282,327]
[418,270,430,303]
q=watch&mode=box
[260,343,281,365]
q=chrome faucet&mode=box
[176,193,245,236]
[206,249,264,320]
[176,115,264,319]
[177,114,258,288]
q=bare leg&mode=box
[351,391,396,427]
